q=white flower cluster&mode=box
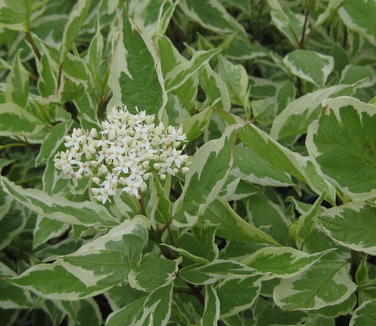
[54,107,190,203]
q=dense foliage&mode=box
[1,0,376,325]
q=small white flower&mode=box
[54,105,190,203]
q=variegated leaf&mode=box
[239,123,336,203]
[0,263,33,309]
[35,120,73,166]
[172,125,240,228]
[216,275,261,317]
[350,299,376,326]
[339,0,376,46]
[128,253,180,292]
[319,202,376,255]
[0,103,47,139]
[106,284,173,326]
[270,84,356,140]
[1,177,118,227]
[242,247,334,280]
[11,217,149,300]
[201,285,220,326]
[273,259,356,310]
[179,0,245,35]
[179,260,259,285]
[109,12,167,116]
[283,50,334,88]
[306,96,376,201]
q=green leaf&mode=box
[1,177,118,227]
[283,49,334,88]
[108,13,166,116]
[12,217,149,300]
[339,0,376,46]
[106,284,173,326]
[6,50,29,107]
[242,247,334,280]
[33,215,69,249]
[319,202,376,255]
[216,275,261,317]
[201,285,220,326]
[273,259,356,310]
[172,125,240,228]
[270,85,356,140]
[350,299,376,326]
[179,0,245,35]
[239,123,336,203]
[179,259,260,285]
[306,96,376,201]
[217,55,249,108]
[128,253,180,292]
[204,197,281,246]
[35,120,73,166]
[0,103,47,139]
[0,262,33,309]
